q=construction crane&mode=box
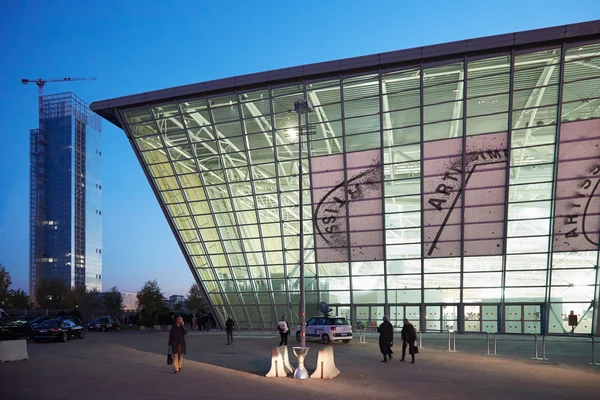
[21,77,97,96]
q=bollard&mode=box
[542,335,547,360]
[484,332,497,356]
[454,331,456,352]
[447,331,456,352]
[531,334,547,361]
[591,337,600,366]
[359,330,367,344]
[310,347,340,379]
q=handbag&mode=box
[411,345,419,355]
[167,348,173,366]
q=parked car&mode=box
[87,316,121,332]
[16,316,35,322]
[57,316,84,327]
[0,317,32,340]
[0,308,9,318]
[32,319,84,342]
[30,316,55,329]
[296,316,353,344]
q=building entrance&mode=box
[423,305,457,332]
[354,305,385,331]
[464,304,499,333]
[505,304,543,334]
[328,305,351,320]
[390,305,421,331]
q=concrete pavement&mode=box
[0,330,599,400]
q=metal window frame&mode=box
[116,107,225,329]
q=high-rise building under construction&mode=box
[30,92,103,297]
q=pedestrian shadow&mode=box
[59,350,172,374]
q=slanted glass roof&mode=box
[91,21,600,334]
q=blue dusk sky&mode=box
[0,1,598,297]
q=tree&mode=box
[65,286,88,310]
[35,278,69,309]
[136,280,164,318]
[0,264,12,307]
[185,283,207,314]
[85,287,103,312]
[172,301,183,313]
[7,289,33,309]
[103,287,123,316]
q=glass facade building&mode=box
[30,93,103,297]
[92,21,600,335]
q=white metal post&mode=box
[292,99,312,380]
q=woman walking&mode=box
[168,316,188,374]
[378,315,394,362]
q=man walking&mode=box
[400,318,417,364]
[192,314,198,331]
[226,316,235,345]
[378,315,394,362]
[277,315,290,346]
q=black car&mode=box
[0,317,32,340]
[32,319,84,342]
[87,317,121,332]
[30,316,55,329]
[57,316,84,327]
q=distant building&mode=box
[120,292,138,312]
[168,295,185,309]
[30,92,102,298]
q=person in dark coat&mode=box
[168,316,188,374]
[201,313,209,331]
[378,315,394,362]
[400,318,417,363]
[225,316,235,345]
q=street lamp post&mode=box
[292,98,312,379]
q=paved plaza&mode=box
[1,330,599,400]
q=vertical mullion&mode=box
[459,57,467,333]
[240,95,277,330]
[302,82,319,307]
[378,70,388,314]
[129,105,225,329]
[271,90,293,322]
[419,62,425,333]
[545,44,567,335]
[593,251,600,337]
[340,75,354,325]
[268,86,289,324]
[229,92,265,330]
[500,49,516,334]
[179,106,233,329]
[204,98,252,328]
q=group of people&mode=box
[378,317,417,364]
[167,314,417,374]
[190,313,213,331]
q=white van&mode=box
[296,316,353,344]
